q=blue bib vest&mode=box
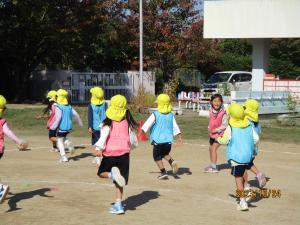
[91,103,107,131]
[57,104,73,132]
[226,125,254,164]
[150,111,174,144]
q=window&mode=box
[229,74,241,83]
[240,74,252,82]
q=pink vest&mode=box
[104,120,130,157]
[0,118,6,153]
[47,104,56,129]
[208,108,226,139]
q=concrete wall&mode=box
[204,0,300,38]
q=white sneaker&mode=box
[111,167,126,187]
[237,200,249,211]
[171,161,179,174]
[67,141,75,155]
[0,184,10,204]
[59,155,69,163]
[92,157,102,165]
[50,147,59,153]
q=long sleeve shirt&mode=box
[94,124,138,150]
[3,122,22,145]
[49,107,83,130]
[141,113,181,136]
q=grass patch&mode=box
[2,106,300,144]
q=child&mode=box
[51,89,83,162]
[217,103,259,211]
[243,99,267,189]
[94,95,138,215]
[141,94,182,180]
[88,87,107,165]
[0,95,28,204]
[204,94,228,173]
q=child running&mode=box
[204,94,228,173]
[218,103,259,211]
[94,95,138,215]
[142,94,182,180]
[88,87,107,165]
[243,99,267,189]
[0,95,28,204]
[51,89,83,162]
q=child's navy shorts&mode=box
[209,137,219,146]
[48,129,57,139]
[97,153,130,184]
[230,158,255,177]
[153,143,172,161]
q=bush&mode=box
[130,88,156,113]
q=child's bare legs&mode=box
[155,160,165,170]
[99,172,110,178]
[205,142,220,172]
[115,185,123,201]
[163,154,178,174]
[210,143,220,165]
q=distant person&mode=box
[37,90,72,153]
[94,95,138,215]
[204,94,228,173]
[0,95,28,204]
[243,99,267,190]
[88,87,107,165]
[51,89,83,162]
[218,103,259,211]
[142,94,183,180]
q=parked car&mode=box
[201,71,252,98]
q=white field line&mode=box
[4,142,300,155]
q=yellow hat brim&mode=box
[245,109,258,122]
[157,104,172,114]
[106,107,126,122]
[229,117,250,128]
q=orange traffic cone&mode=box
[137,120,148,141]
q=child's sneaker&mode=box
[68,142,75,155]
[111,167,126,187]
[236,200,249,211]
[109,202,125,215]
[204,164,218,173]
[171,161,179,174]
[92,157,102,165]
[0,184,10,204]
[256,172,267,188]
[59,155,69,163]
[157,172,168,180]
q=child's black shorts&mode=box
[0,152,3,159]
[48,129,57,139]
[153,143,172,161]
[57,131,69,138]
[230,158,255,177]
[209,137,219,146]
[97,153,130,184]
[91,130,100,145]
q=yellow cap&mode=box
[47,90,57,102]
[228,103,250,128]
[90,87,105,105]
[0,95,7,117]
[106,95,127,122]
[56,89,69,105]
[156,94,172,114]
[243,99,259,122]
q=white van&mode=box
[201,71,252,97]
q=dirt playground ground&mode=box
[1,135,300,225]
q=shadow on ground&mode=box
[6,188,53,212]
[69,153,94,161]
[123,191,160,211]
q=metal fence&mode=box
[70,72,134,104]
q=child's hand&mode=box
[175,134,183,146]
[94,149,103,157]
[18,141,28,151]
[88,128,93,134]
